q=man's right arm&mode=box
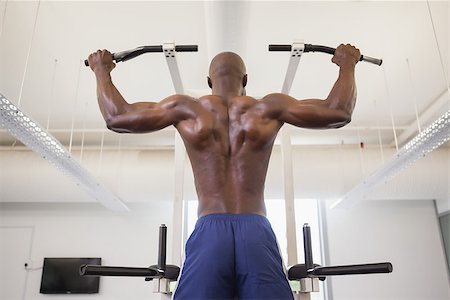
[263,44,360,129]
[88,50,193,133]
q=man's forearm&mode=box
[326,65,357,118]
[95,72,130,122]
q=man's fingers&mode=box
[87,49,115,72]
[332,44,361,66]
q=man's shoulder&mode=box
[260,93,291,102]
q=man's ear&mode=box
[243,74,248,87]
[207,77,212,88]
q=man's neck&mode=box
[211,78,243,99]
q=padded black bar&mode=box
[268,44,292,51]
[84,44,198,66]
[308,262,393,277]
[268,44,382,66]
[158,224,167,272]
[174,45,199,52]
[80,265,159,277]
[304,44,335,55]
[303,224,314,270]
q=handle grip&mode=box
[84,44,198,67]
[158,224,167,272]
[80,265,159,277]
[308,262,393,277]
[268,44,382,66]
[303,224,314,270]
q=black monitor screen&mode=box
[40,257,101,294]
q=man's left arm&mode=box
[263,44,360,129]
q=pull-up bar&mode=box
[84,44,198,66]
[269,43,383,66]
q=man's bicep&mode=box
[263,94,349,129]
[286,99,352,129]
[107,95,193,133]
[263,93,322,123]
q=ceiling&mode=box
[0,0,449,150]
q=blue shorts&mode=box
[174,214,294,299]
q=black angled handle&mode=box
[268,44,382,66]
[85,44,198,66]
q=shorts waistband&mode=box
[197,213,268,223]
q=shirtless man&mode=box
[88,44,360,299]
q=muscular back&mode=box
[90,47,359,217]
[176,95,282,216]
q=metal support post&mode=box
[162,43,188,267]
[280,42,305,266]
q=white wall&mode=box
[0,202,174,300]
[324,199,450,300]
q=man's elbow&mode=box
[106,117,126,133]
[334,117,352,128]
[330,112,352,128]
[105,117,116,130]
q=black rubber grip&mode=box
[303,224,314,270]
[308,262,393,277]
[268,44,382,66]
[158,224,167,272]
[84,45,198,66]
[268,44,292,51]
[304,44,335,55]
[79,265,159,277]
[174,45,198,52]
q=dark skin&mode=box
[88,44,360,217]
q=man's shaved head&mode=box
[209,52,246,79]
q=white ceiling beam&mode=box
[203,0,250,61]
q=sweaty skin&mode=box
[88,45,360,217]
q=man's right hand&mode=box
[331,44,360,69]
[88,50,116,74]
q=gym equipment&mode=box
[80,224,180,299]
[289,223,392,300]
[79,223,392,299]
[84,44,198,66]
[269,43,382,66]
